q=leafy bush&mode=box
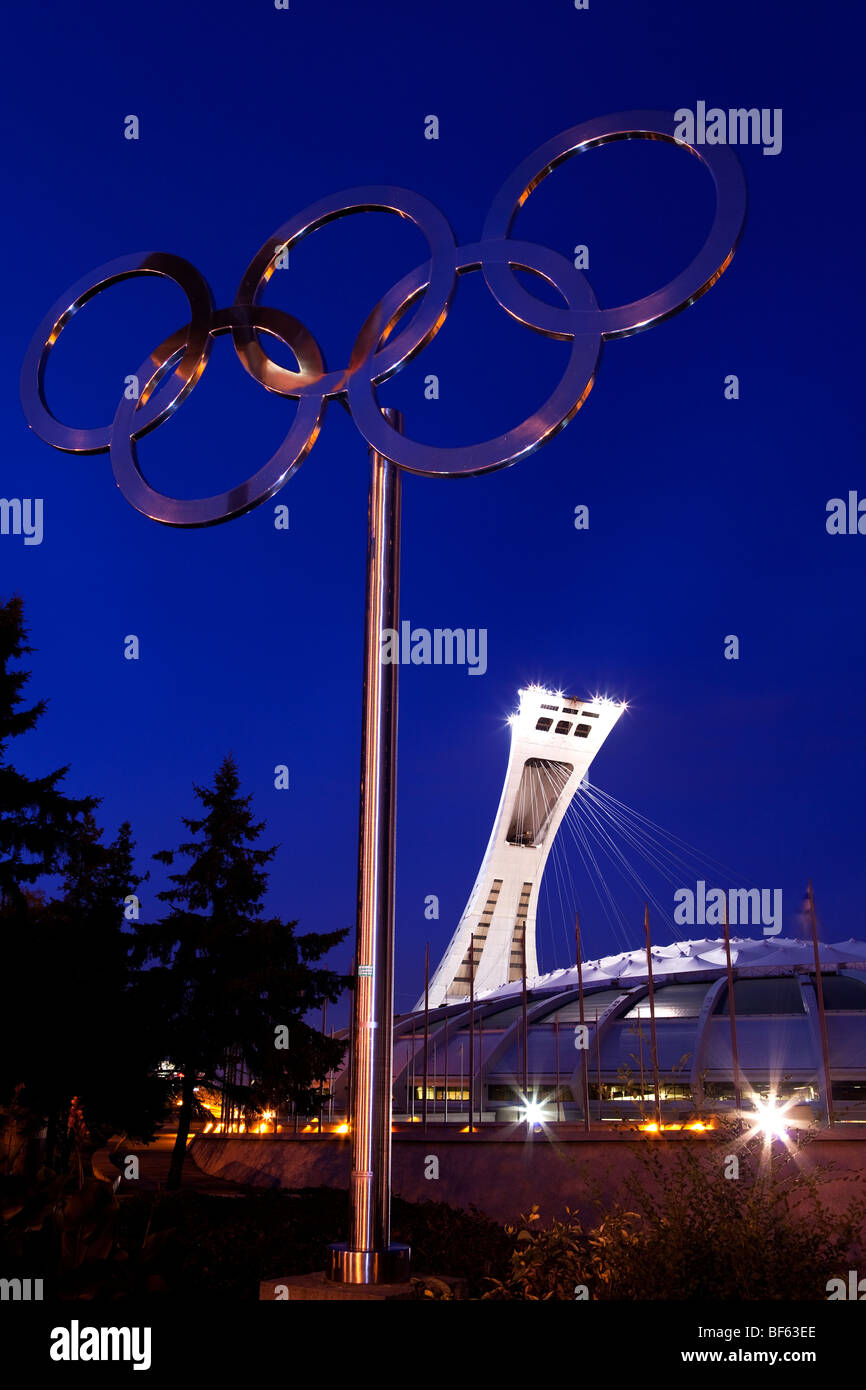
[6,1130,864,1300]
[1,1176,513,1300]
[391,1195,512,1296]
[484,1130,866,1300]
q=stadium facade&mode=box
[322,687,866,1131]
[384,686,866,1129]
[391,936,866,1126]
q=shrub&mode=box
[483,1129,866,1300]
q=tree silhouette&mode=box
[0,595,95,916]
[135,755,348,1187]
[0,596,160,1175]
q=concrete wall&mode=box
[191,1129,866,1226]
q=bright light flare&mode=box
[749,1092,796,1143]
[521,1100,549,1127]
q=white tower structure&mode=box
[421,686,626,1009]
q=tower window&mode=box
[574,724,591,737]
[555,720,572,734]
[535,717,553,731]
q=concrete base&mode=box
[195,1127,866,1226]
[260,1271,465,1301]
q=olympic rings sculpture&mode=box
[20,110,746,528]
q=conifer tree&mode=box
[0,597,160,1173]
[136,755,348,1187]
[0,595,95,915]
[36,816,164,1168]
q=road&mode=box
[92,1131,247,1194]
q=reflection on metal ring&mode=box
[20,252,214,454]
[20,110,747,521]
[110,305,325,526]
[346,240,601,476]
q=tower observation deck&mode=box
[421,686,626,1009]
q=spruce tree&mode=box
[136,755,348,1187]
[0,595,95,914]
[36,816,164,1168]
[0,597,160,1174]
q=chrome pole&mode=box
[643,904,662,1130]
[468,933,475,1134]
[808,880,834,1128]
[721,898,742,1113]
[423,943,430,1133]
[576,913,590,1132]
[521,958,529,1105]
[328,410,409,1285]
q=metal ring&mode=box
[21,114,747,508]
[481,110,747,341]
[347,240,601,477]
[20,252,215,454]
[110,305,325,526]
[232,187,457,399]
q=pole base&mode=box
[326,1243,411,1285]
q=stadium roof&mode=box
[469,937,866,1002]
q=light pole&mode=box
[327,414,409,1284]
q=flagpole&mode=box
[808,881,834,1128]
[328,411,409,1285]
[576,913,590,1133]
[721,898,742,1114]
[643,904,662,1130]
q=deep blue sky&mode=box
[2,0,863,1017]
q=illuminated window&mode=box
[704,1082,736,1100]
[832,1080,866,1101]
[487,1084,571,1103]
[625,982,709,1019]
[545,990,627,1023]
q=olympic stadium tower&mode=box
[336,685,866,1131]
[323,685,866,1133]
[420,685,627,1009]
